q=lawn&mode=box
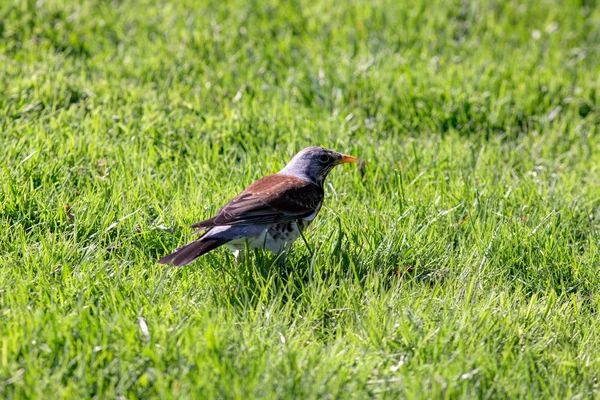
[1,0,599,398]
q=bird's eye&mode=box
[319,154,330,163]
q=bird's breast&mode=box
[268,221,302,242]
[225,203,323,255]
[304,201,322,222]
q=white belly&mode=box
[224,220,305,257]
[225,228,270,251]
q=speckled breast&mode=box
[267,219,309,243]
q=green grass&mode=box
[1,0,599,398]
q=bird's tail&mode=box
[158,235,229,266]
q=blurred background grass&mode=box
[1,0,599,398]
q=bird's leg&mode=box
[278,250,287,267]
[298,220,314,257]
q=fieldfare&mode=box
[158,146,358,266]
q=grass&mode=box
[1,0,599,398]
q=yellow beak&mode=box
[337,154,358,164]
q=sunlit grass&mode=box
[1,0,599,398]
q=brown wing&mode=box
[191,174,323,228]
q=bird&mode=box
[158,146,358,266]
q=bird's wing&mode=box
[191,174,323,228]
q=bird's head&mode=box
[279,146,358,185]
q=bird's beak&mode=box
[336,154,359,165]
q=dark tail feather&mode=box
[158,236,229,266]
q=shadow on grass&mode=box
[196,241,453,314]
